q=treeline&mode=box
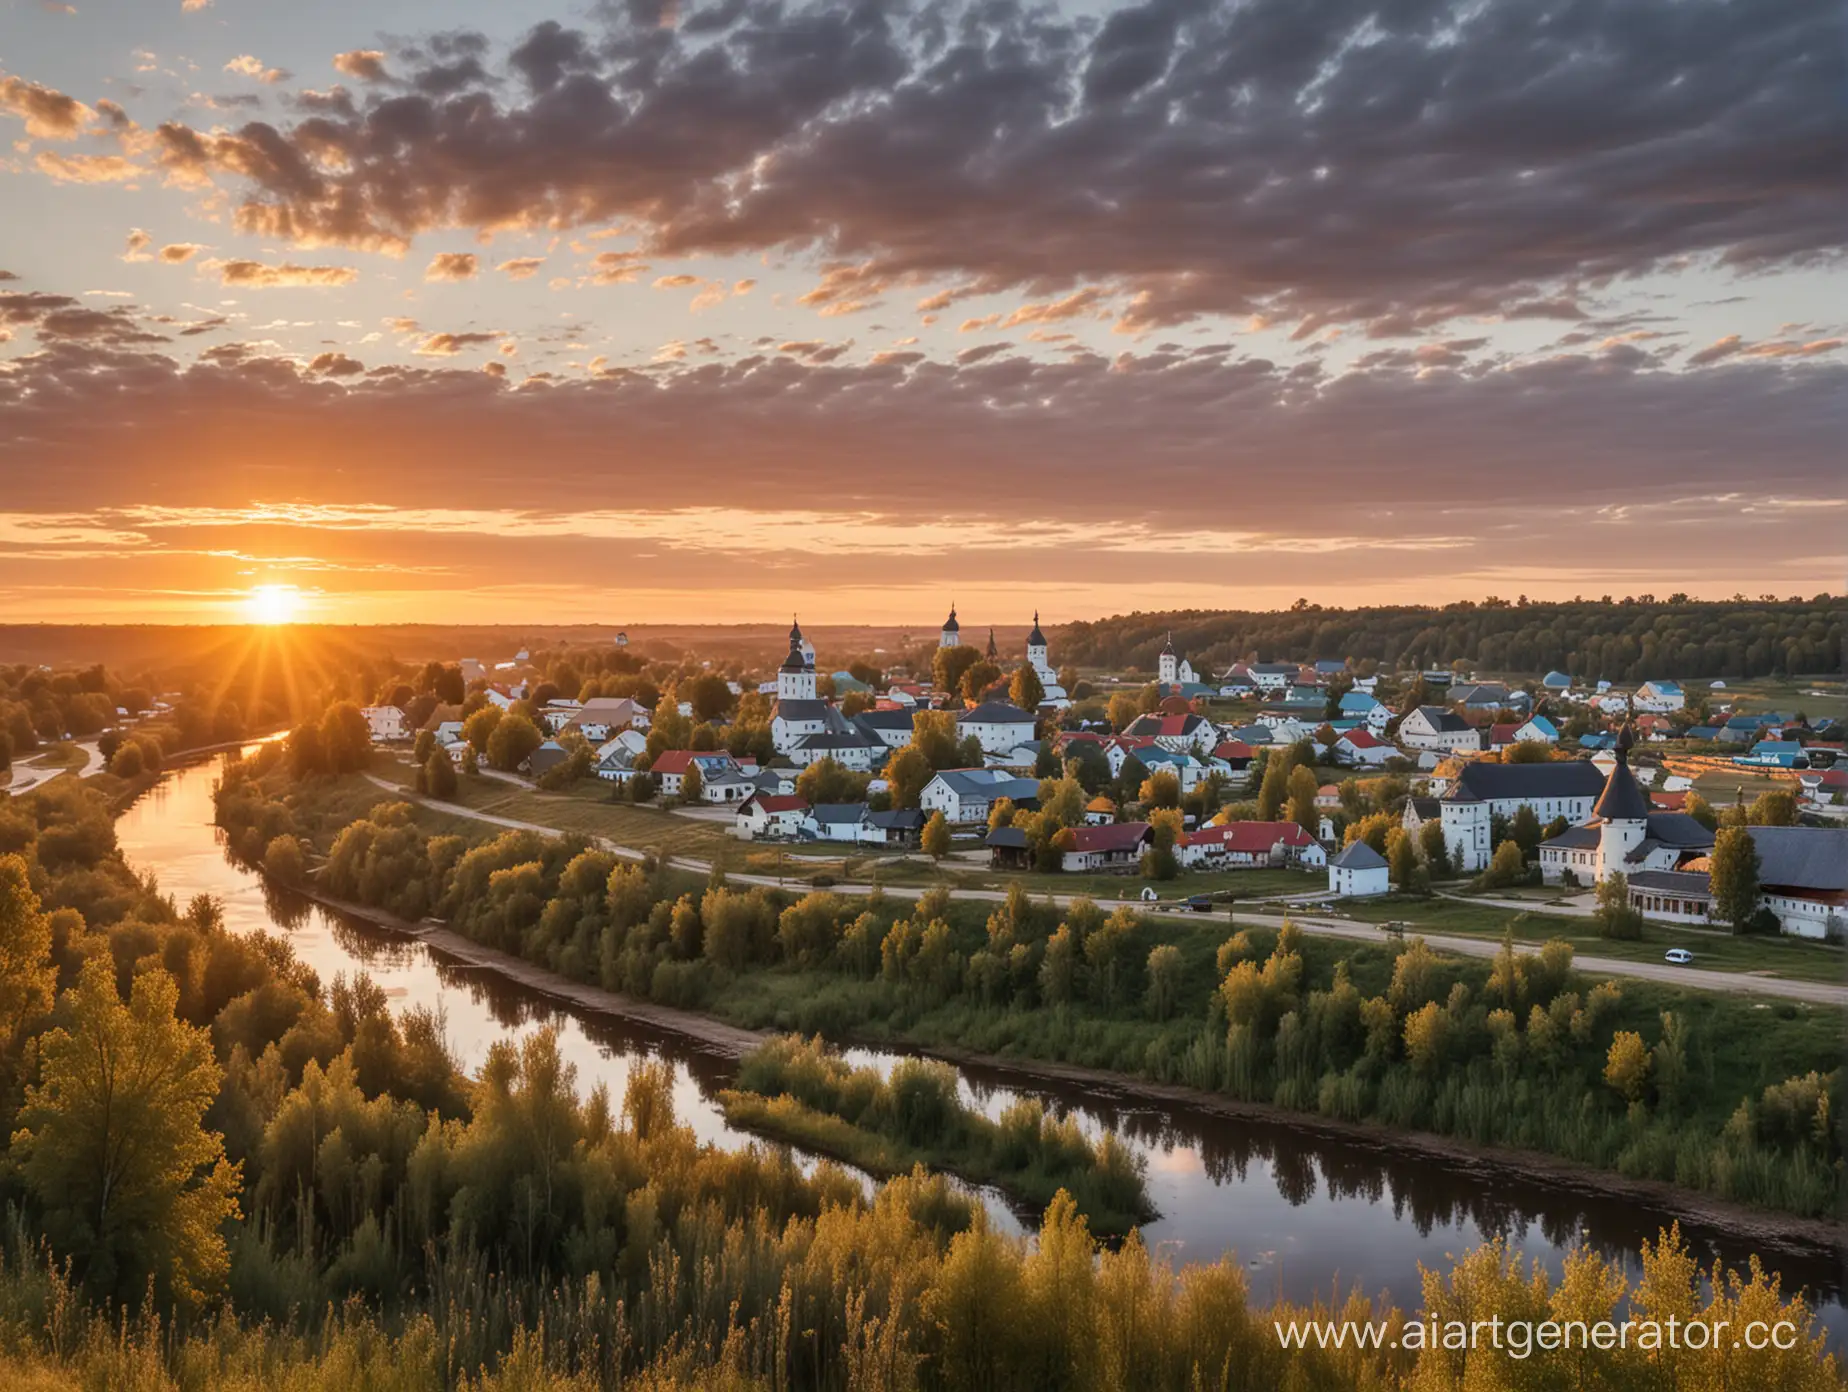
[218,769,1844,1221]
[1056,597,1842,681]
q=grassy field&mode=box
[1715,676,1848,723]
[27,741,88,769]
[1335,896,1848,984]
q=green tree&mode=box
[1592,871,1644,939]
[487,712,544,772]
[1105,693,1139,732]
[886,745,934,809]
[1285,764,1319,832]
[13,960,241,1305]
[1139,769,1181,810]
[933,645,982,699]
[1509,804,1542,858]
[959,661,1002,702]
[1604,1030,1652,1103]
[922,811,951,864]
[680,761,704,805]
[1479,838,1527,890]
[1745,789,1798,826]
[1385,827,1424,892]
[425,747,459,800]
[796,757,867,806]
[319,700,372,773]
[0,853,55,1048]
[1009,664,1045,712]
[1418,819,1451,876]
[1145,944,1183,1020]
[463,703,503,753]
[1709,826,1762,932]
[261,834,306,886]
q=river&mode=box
[115,755,1845,1331]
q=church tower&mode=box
[986,628,998,661]
[940,605,961,649]
[1594,723,1649,879]
[777,632,816,702]
[1158,632,1179,687]
[1027,611,1049,673]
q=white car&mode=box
[1664,948,1693,965]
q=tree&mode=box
[262,834,306,886]
[922,811,951,864]
[1385,827,1424,892]
[1505,741,1551,764]
[1592,872,1644,939]
[425,748,459,800]
[933,645,982,698]
[1139,769,1180,810]
[0,853,54,1048]
[286,722,325,777]
[109,741,145,778]
[1106,693,1139,732]
[464,704,504,753]
[1418,819,1451,876]
[910,709,961,769]
[1479,838,1527,890]
[487,713,544,772]
[1145,944,1183,1020]
[1285,765,1319,833]
[413,728,436,764]
[319,700,372,773]
[1683,792,1718,831]
[680,761,704,805]
[13,960,241,1305]
[1603,1030,1652,1103]
[886,745,934,809]
[987,798,1018,834]
[959,661,1002,702]
[1709,826,1762,932]
[1509,804,1542,858]
[1009,664,1045,712]
[796,757,867,806]
[1744,789,1798,826]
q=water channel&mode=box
[115,755,1845,1334]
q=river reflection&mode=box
[115,756,1843,1330]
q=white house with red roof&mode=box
[1122,711,1217,755]
[1059,821,1154,873]
[734,793,810,840]
[1334,728,1395,767]
[1178,820,1326,870]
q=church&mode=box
[770,620,878,765]
[939,606,1069,708]
[1537,725,1714,885]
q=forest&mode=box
[0,728,1836,1387]
[1054,596,1842,682]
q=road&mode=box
[5,739,103,795]
[367,775,1848,1009]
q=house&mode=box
[526,741,572,778]
[594,732,647,781]
[1060,822,1154,873]
[986,825,1034,869]
[1799,768,1848,806]
[1083,796,1117,826]
[1155,633,1198,688]
[538,700,583,734]
[1623,870,1715,924]
[734,793,810,841]
[1122,711,1217,755]
[1399,706,1483,754]
[1335,728,1396,767]
[1512,715,1559,745]
[957,700,1038,755]
[560,697,648,743]
[865,809,925,846]
[1718,716,1768,745]
[1537,728,1714,885]
[1180,820,1325,870]
[787,729,883,770]
[1338,691,1391,730]
[1315,784,1342,811]
[807,803,873,842]
[1401,796,1441,835]
[1450,683,1531,714]
[419,702,465,735]
[920,768,1041,824]
[1644,827,1848,938]
[1684,725,1721,742]
[1594,692,1631,716]
[651,750,752,801]
[1328,841,1390,897]
[1133,748,1226,793]
[851,708,917,750]
[1738,740,1805,769]
[1542,670,1573,691]
[1633,680,1686,713]
[1437,758,1607,873]
[361,705,409,742]
[1246,662,1299,695]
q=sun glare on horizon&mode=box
[245,584,302,625]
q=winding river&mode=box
[116,755,1845,1333]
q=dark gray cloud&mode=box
[135,0,1841,331]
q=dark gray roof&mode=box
[1627,870,1713,895]
[958,700,1035,725]
[1441,782,1481,803]
[1028,612,1046,646]
[930,769,1041,801]
[1642,812,1714,847]
[794,731,878,752]
[986,826,1030,849]
[1457,759,1606,802]
[868,809,925,831]
[1543,826,1601,850]
[1331,840,1388,869]
[810,803,869,826]
[1748,827,1848,891]
[1412,705,1471,733]
[1407,797,1441,821]
[852,709,917,732]
[1590,751,1650,821]
[775,698,831,722]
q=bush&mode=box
[263,834,307,886]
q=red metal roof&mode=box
[1182,820,1315,851]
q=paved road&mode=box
[5,739,102,794]
[367,775,1848,1009]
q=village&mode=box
[355,610,1848,946]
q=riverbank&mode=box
[292,879,1847,1260]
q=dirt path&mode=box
[367,774,1848,1007]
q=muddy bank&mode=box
[294,883,1845,1260]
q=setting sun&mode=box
[245,584,301,625]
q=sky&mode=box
[0,0,1842,626]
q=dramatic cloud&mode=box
[204,258,359,287]
[332,50,389,82]
[307,351,366,375]
[224,55,291,84]
[0,75,89,138]
[423,252,479,281]
[34,151,141,183]
[124,0,1844,333]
